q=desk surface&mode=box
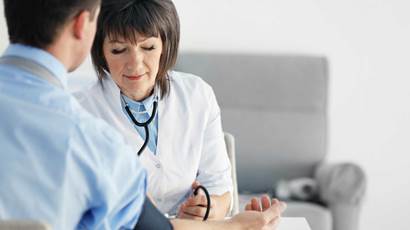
[277,217,311,230]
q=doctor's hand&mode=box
[177,181,221,220]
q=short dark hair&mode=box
[4,0,101,49]
[91,0,180,99]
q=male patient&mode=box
[0,0,285,229]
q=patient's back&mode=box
[0,64,146,229]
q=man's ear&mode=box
[73,11,91,40]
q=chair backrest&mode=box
[175,53,328,193]
[224,132,240,215]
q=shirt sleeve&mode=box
[75,120,148,230]
[196,85,233,196]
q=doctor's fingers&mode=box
[186,194,214,208]
[181,204,215,219]
[178,212,204,221]
[191,180,201,189]
[177,204,202,220]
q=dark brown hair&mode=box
[5,0,100,49]
[91,0,180,99]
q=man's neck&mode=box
[45,43,72,72]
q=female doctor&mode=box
[74,0,232,220]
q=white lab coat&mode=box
[74,71,233,214]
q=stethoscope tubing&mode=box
[124,100,158,156]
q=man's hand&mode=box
[244,195,285,212]
[230,196,286,230]
[171,195,286,230]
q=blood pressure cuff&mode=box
[133,198,173,230]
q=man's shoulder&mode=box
[20,87,130,161]
[72,79,102,98]
[72,80,114,115]
[69,97,127,150]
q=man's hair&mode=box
[4,0,101,49]
[91,0,180,99]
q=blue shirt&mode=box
[0,44,147,229]
[121,93,159,154]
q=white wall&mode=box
[1,0,410,229]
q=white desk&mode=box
[278,217,311,230]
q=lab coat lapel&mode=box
[154,83,180,164]
[154,97,165,158]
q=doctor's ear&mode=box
[72,10,92,40]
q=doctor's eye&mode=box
[142,45,155,51]
[111,48,126,55]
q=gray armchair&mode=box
[175,53,366,230]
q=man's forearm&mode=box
[170,218,234,230]
[135,194,284,230]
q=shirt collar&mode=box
[2,43,68,88]
[122,91,156,112]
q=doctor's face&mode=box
[103,34,163,101]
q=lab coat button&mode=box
[155,163,161,168]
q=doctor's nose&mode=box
[125,50,144,73]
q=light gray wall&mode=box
[1,1,410,229]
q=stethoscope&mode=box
[121,89,211,221]
[122,93,158,156]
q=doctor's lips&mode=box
[124,74,145,80]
